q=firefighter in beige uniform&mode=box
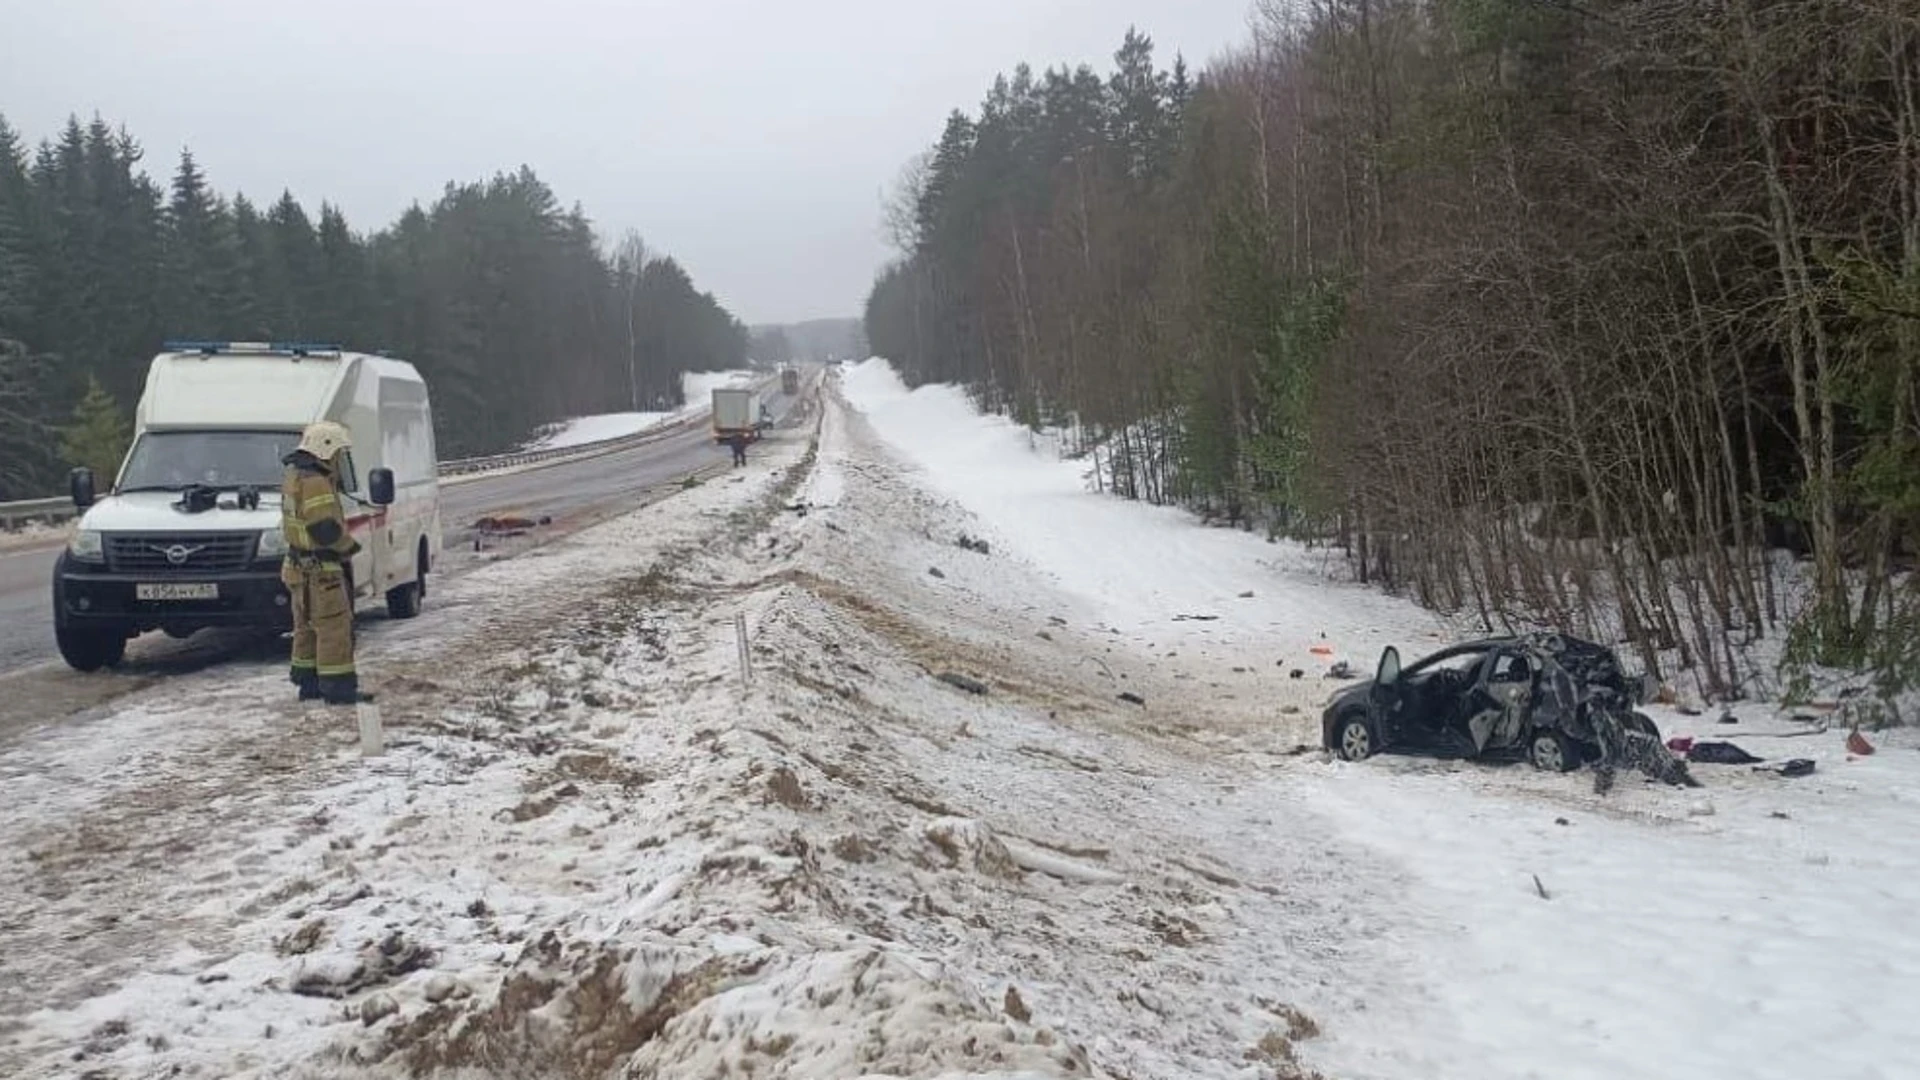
[281,421,369,705]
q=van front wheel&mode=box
[56,625,127,672]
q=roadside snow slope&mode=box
[838,357,1920,1080]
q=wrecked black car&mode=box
[1321,633,1695,791]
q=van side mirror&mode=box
[368,468,395,507]
[70,467,95,510]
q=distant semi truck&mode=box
[780,366,800,395]
[711,386,766,444]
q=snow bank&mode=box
[681,368,757,404]
[839,358,1442,685]
[524,410,674,450]
[521,369,757,450]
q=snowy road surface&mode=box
[0,362,1913,1080]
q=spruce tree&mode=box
[58,374,131,485]
[0,337,49,499]
[164,148,224,334]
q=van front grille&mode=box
[105,532,259,574]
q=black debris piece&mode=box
[937,672,989,696]
[1118,692,1146,706]
[1686,741,1764,765]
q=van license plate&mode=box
[136,583,218,601]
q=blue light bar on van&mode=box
[161,340,343,356]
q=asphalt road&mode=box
[0,375,806,678]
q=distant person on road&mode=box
[280,421,368,706]
[727,432,749,467]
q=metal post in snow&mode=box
[735,612,751,685]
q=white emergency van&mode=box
[52,342,443,671]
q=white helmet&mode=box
[296,421,352,461]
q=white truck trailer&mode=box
[711,386,767,443]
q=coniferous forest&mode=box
[866,4,1920,705]
[0,113,749,500]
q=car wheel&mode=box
[1335,712,1379,762]
[385,542,428,619]
[56,625,127,672]
[1530,729,1582,773]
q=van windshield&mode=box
[118,430,302,492]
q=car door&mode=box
[1471,648,1535,750]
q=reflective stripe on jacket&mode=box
[281,463,357,558]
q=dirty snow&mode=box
[1,361,1914,1080]
[0,520,68,552]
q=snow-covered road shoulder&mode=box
[837,357,1920,1080]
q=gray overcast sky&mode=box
[0,0,1256,325]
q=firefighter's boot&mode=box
[291,665,323,702]
[319,672,376,707]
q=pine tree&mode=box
[314,202,367,339]
[0,112,752,474]
[0,337,49,499]
[58,373,130,484]
[266,190,319,338]
[164,148,225,334]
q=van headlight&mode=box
[68,530,104,562]
[256,529,288,559]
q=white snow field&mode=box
[836,359,1920,1080]
[0,362,1912,1080]
[523,369,759,450]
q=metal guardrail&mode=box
[0,497,73,530]
[438,408,709,477]
[0,374,786,530]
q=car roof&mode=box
[1410,632,1612,664]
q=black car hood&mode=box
[1327,680,1374,711]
